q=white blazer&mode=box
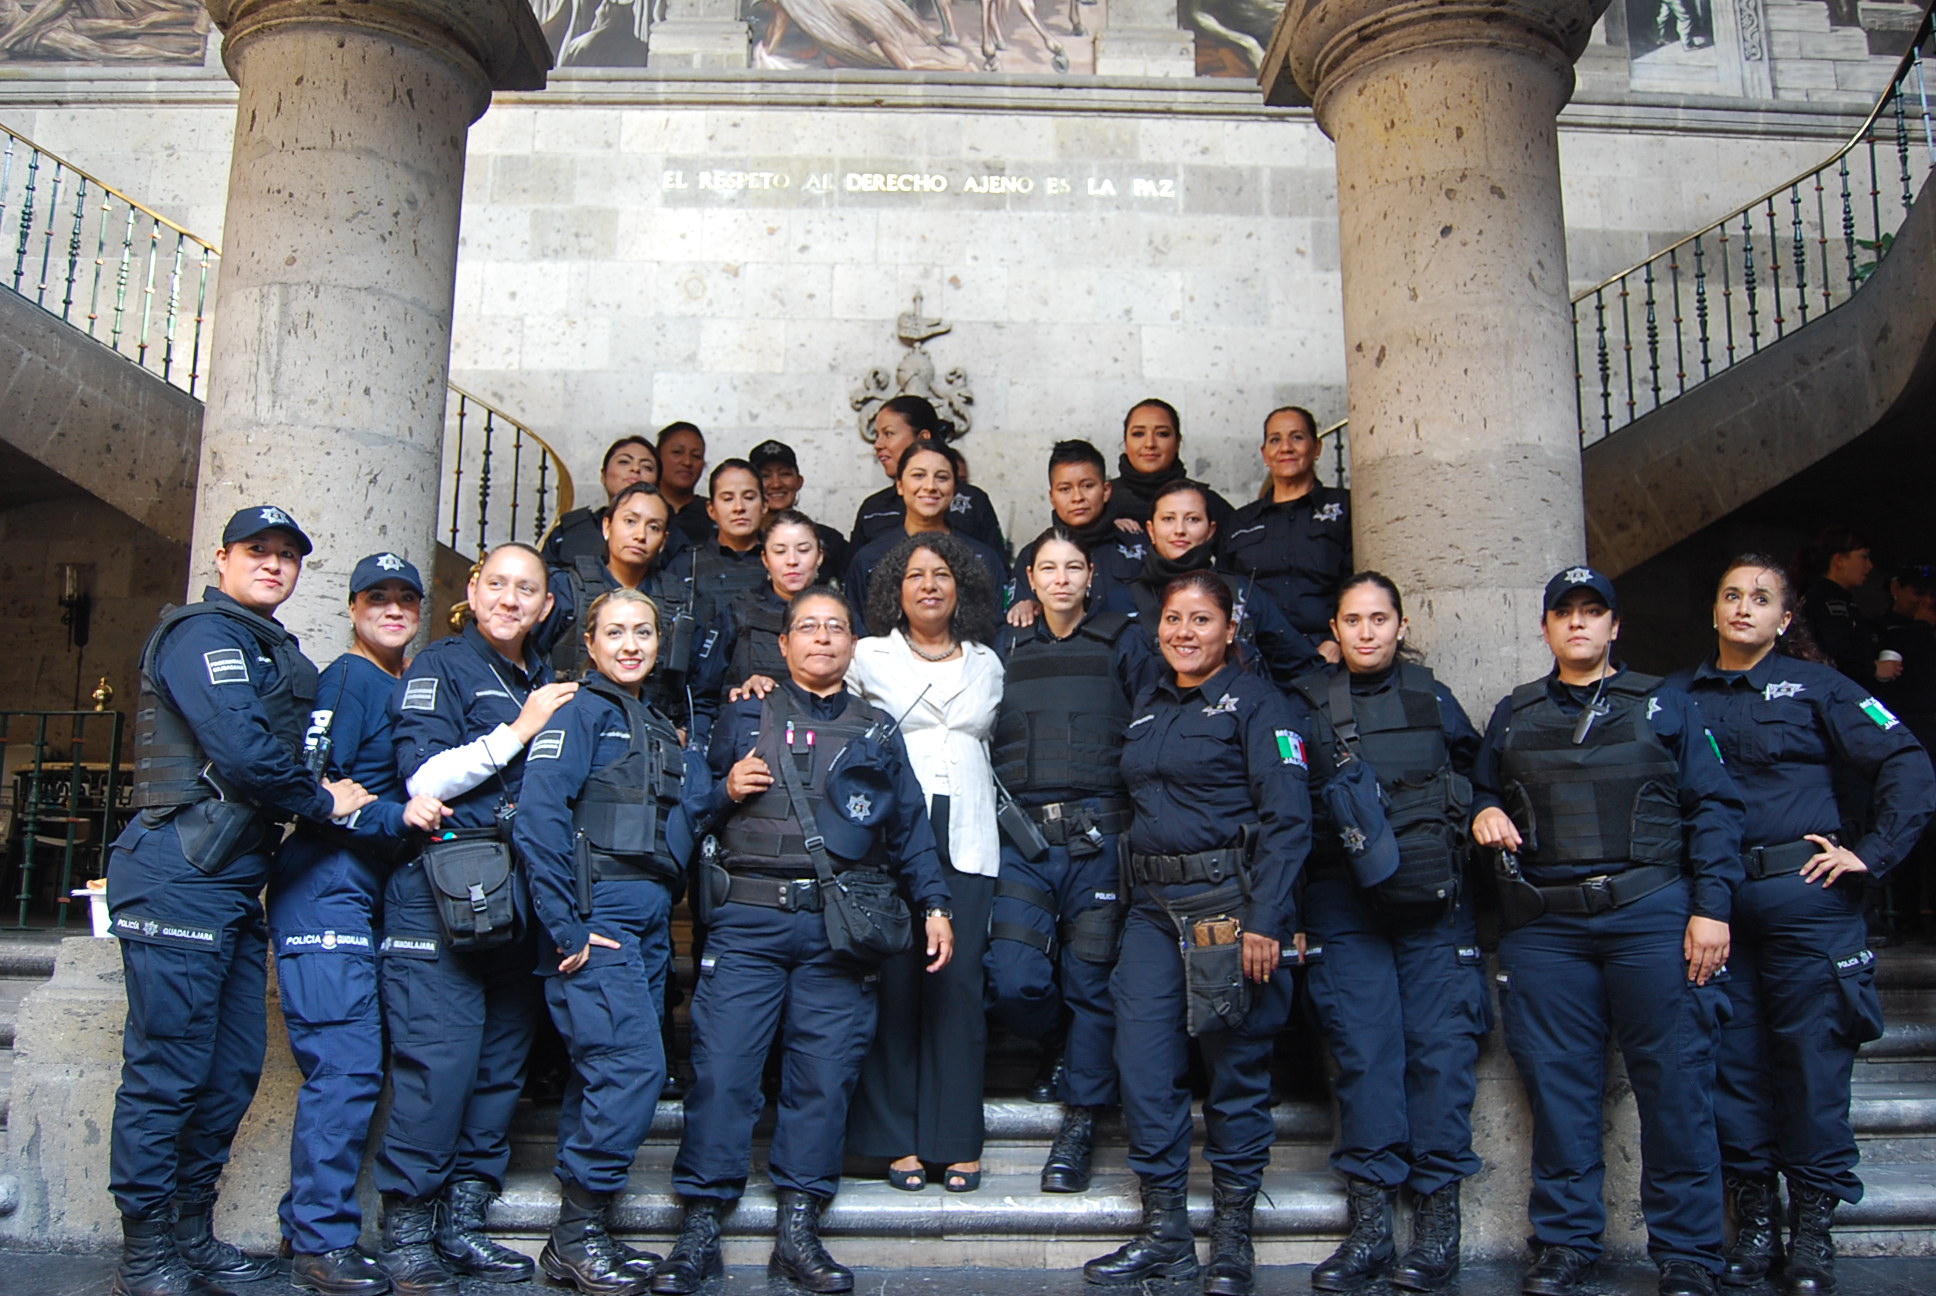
[847,632,1004,879]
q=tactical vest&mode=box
[552,555,697,696]
[571,677,685,884]
[727,589,790,687]
[992,613,1132,798]
[691,545,769,633]
[1297,663,1470,904]
[1499,673,1683,878]
[718,689,890,876]
[132,600,319,811]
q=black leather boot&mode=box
[1659,1259,1720,1296]
[113,1210,223,1296]
[1082,1182,1198,1285]
[1310,1178,1395,1292]
[1521,1244,1595,1296]
[172,1193,279,1284]
[1391,1183,1461,1292]
[1201,1178,1256,1296]
[1722,1173,1781,1288]
[435,1177,534,1282]
[650,1199,725,1295]
[375,1196,460,1296]
[291,1246,393,1296]
[1028,1025,1068,1104]
[540,1181,649,1296]
[768,1188,852,1294]
[1041,1106,1097,1193]
[1784,1182,1838,1294]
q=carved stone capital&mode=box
[1262,0,1609,120]
[204,0,550,105]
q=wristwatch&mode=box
[925,906,953,921]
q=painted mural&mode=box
[0,0,209,64]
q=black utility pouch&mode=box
[997,793,1050,863]
[1063,901,1126,964]
[1493,849,1547,933]
[421,832,520,951]
[174,798,264,876]
[821,868,913,965]
[1180,914,1252,1036]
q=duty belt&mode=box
[1527,864,1681,916]
[724,874,822,912]
[1029,798,1133,846]
[1129,845,1247,886]
[1742,839,1822,880]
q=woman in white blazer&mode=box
[845,532,1006,1194]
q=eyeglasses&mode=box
[787,618,852,638]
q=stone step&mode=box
[1850,1080,1936,1135]
[1861,1014,1936,1060]
[1875,948,1936,991]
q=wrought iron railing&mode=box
[0,120,575,560]
[0,708,125,928]
[1573,1,1935,445]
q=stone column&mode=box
[1268,0,1608,714]
[649,0,752,69]
[193,0,549,650]
[1094,0,1196,77]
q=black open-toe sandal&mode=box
[887,1164,927,1192]
[944,1166,982,1194]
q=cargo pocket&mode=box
[120,933,224,1042]
[1679,968,1734,1062]
[1457,944,1495,1035]
[276,941,378,1028]
[1628,779,1684,868]
[1831,948,1885,1046]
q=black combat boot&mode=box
[1082,1181,1198,1285]
[1659,1259,1720,1296]
[1310,1177,1395,1292]
[375,1196,460,1296]
[113,1210,223,1296]
[1784,1182,1839,1294]
[172,1192,279,1284]
[435,1177,534,1282]
[290,1246,392,1296]
[1041,1105,1097,1193]
[1201,1177,1256,1296]
[1521,1244,1595,1296]
[650,1199,725,1295]
[540,1181,649,1296]
[1028,1025,1068,1104]
[768,1188,852,1294]
[1391,1183,1461,1291]
[1722,1173,1781,1287]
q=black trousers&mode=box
[847,864,996,1166]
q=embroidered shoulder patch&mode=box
[1276,729,1307,768]
[203,648,249,686]
[529,729,566,761]
[400,678,439,711]
[1859,697,1900,730]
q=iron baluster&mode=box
[1740,210,1760,353]
[35,159,61,307]
[160,233,185,383]
[1693,233,1712,379]
[1572,301,1586,437]
[1896,67,1913,212]
[1813,172,1833,316]
[508,427,524,545]
[537,450,552,542]
[15,145,39,294]
[1642,261,1661,411]
[1667,248,1687,394]
[1839,154,1859,291]
[0,135,15,252]
[1594,286,1612,439]
[87,188,112,338]
[137,219,161,371]
[61,174,86,322]
[1790,182,1808,326]
[1718,226,1737,366]
[1763,199,1785,339]
[477,409,495,554]
[1867,132,1883,268]
[449,393,466,551]
[188,243,212,397]
[1618,274,1636,424]
[112,207,135,358]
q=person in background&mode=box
[657,422,713,545]
[109,507,375,1296]
[275,553,447,1296]
[1220,406,1351,662]
[1102,398,1234,535]
[1006,440,1146,626]
[542,436,670,568]
[1471,566,1745,1296]
[850,394,1006,554]
[1796,526,1888,687]
[689,509,827,751]
[1668,555,1933,1295]
[688,459,771,642]
[748,439,849,576]
[844,440,1008,629]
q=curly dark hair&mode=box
[864,533,1001,644]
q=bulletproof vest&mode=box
[717,688,890,875]
[132,600,319,810]
[992,613,1132,797]
[571,677,685,884]
[553,555,697,702]
[1499,673,1682,876]
[728,589,790,686]
[550,556,617,678]
[691,544,768,632]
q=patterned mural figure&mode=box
[0,0,208,63]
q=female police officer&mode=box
[688,508,826,750]
[1084,571,1311,1296]
[988,527,1156,1194]
[514,589,695,1296]
[1289,573,1486,1294]
[1668,556,1933,1293]
[371,543,578,1296]
[274,553,448,1296]
[109,506,374,1296]
[1472,567,1745,1296]
[1219,406,1351,663]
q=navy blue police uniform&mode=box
[1668,651,1933,1272]
[1475,639,1745,1281]
[1010,523,1147,616]
[107,506,329,1290]
[540,548,697,724]
[1102,463,1235,534]
[1217,485,1352,642]
[843,528,1011,634]
[687,583,793,754]
[1124,549,1320,690]
[687,541,770,644]
[985,612,1157,1154]
[372,622,550,1271]
[1292,660,1489,1257]
[270,554,428,1266]
[851,480,1007,555]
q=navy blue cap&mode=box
[820,747,896,861]
[222,505,313,555]
[1544,565,1618,613]
[349,552,424,597]
[748,439,799,473]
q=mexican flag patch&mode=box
[1276,729,1307,768]
[1859,697,1901,730]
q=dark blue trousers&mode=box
[1497,882,1728,1271]
[983,827,1121,1108]
[542,878,674,1193]
[1112,903,1294,1194]
[1302,875,1488,1196]
[372,861,542,1200]
[1716,872,1880,1203]
[673,902,878,1201]
[106,819,271,1217]
[268,832,385,1253]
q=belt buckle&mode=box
[1581,875,1615,914]
[1044,803,1064,822]
[771,880,796,911]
